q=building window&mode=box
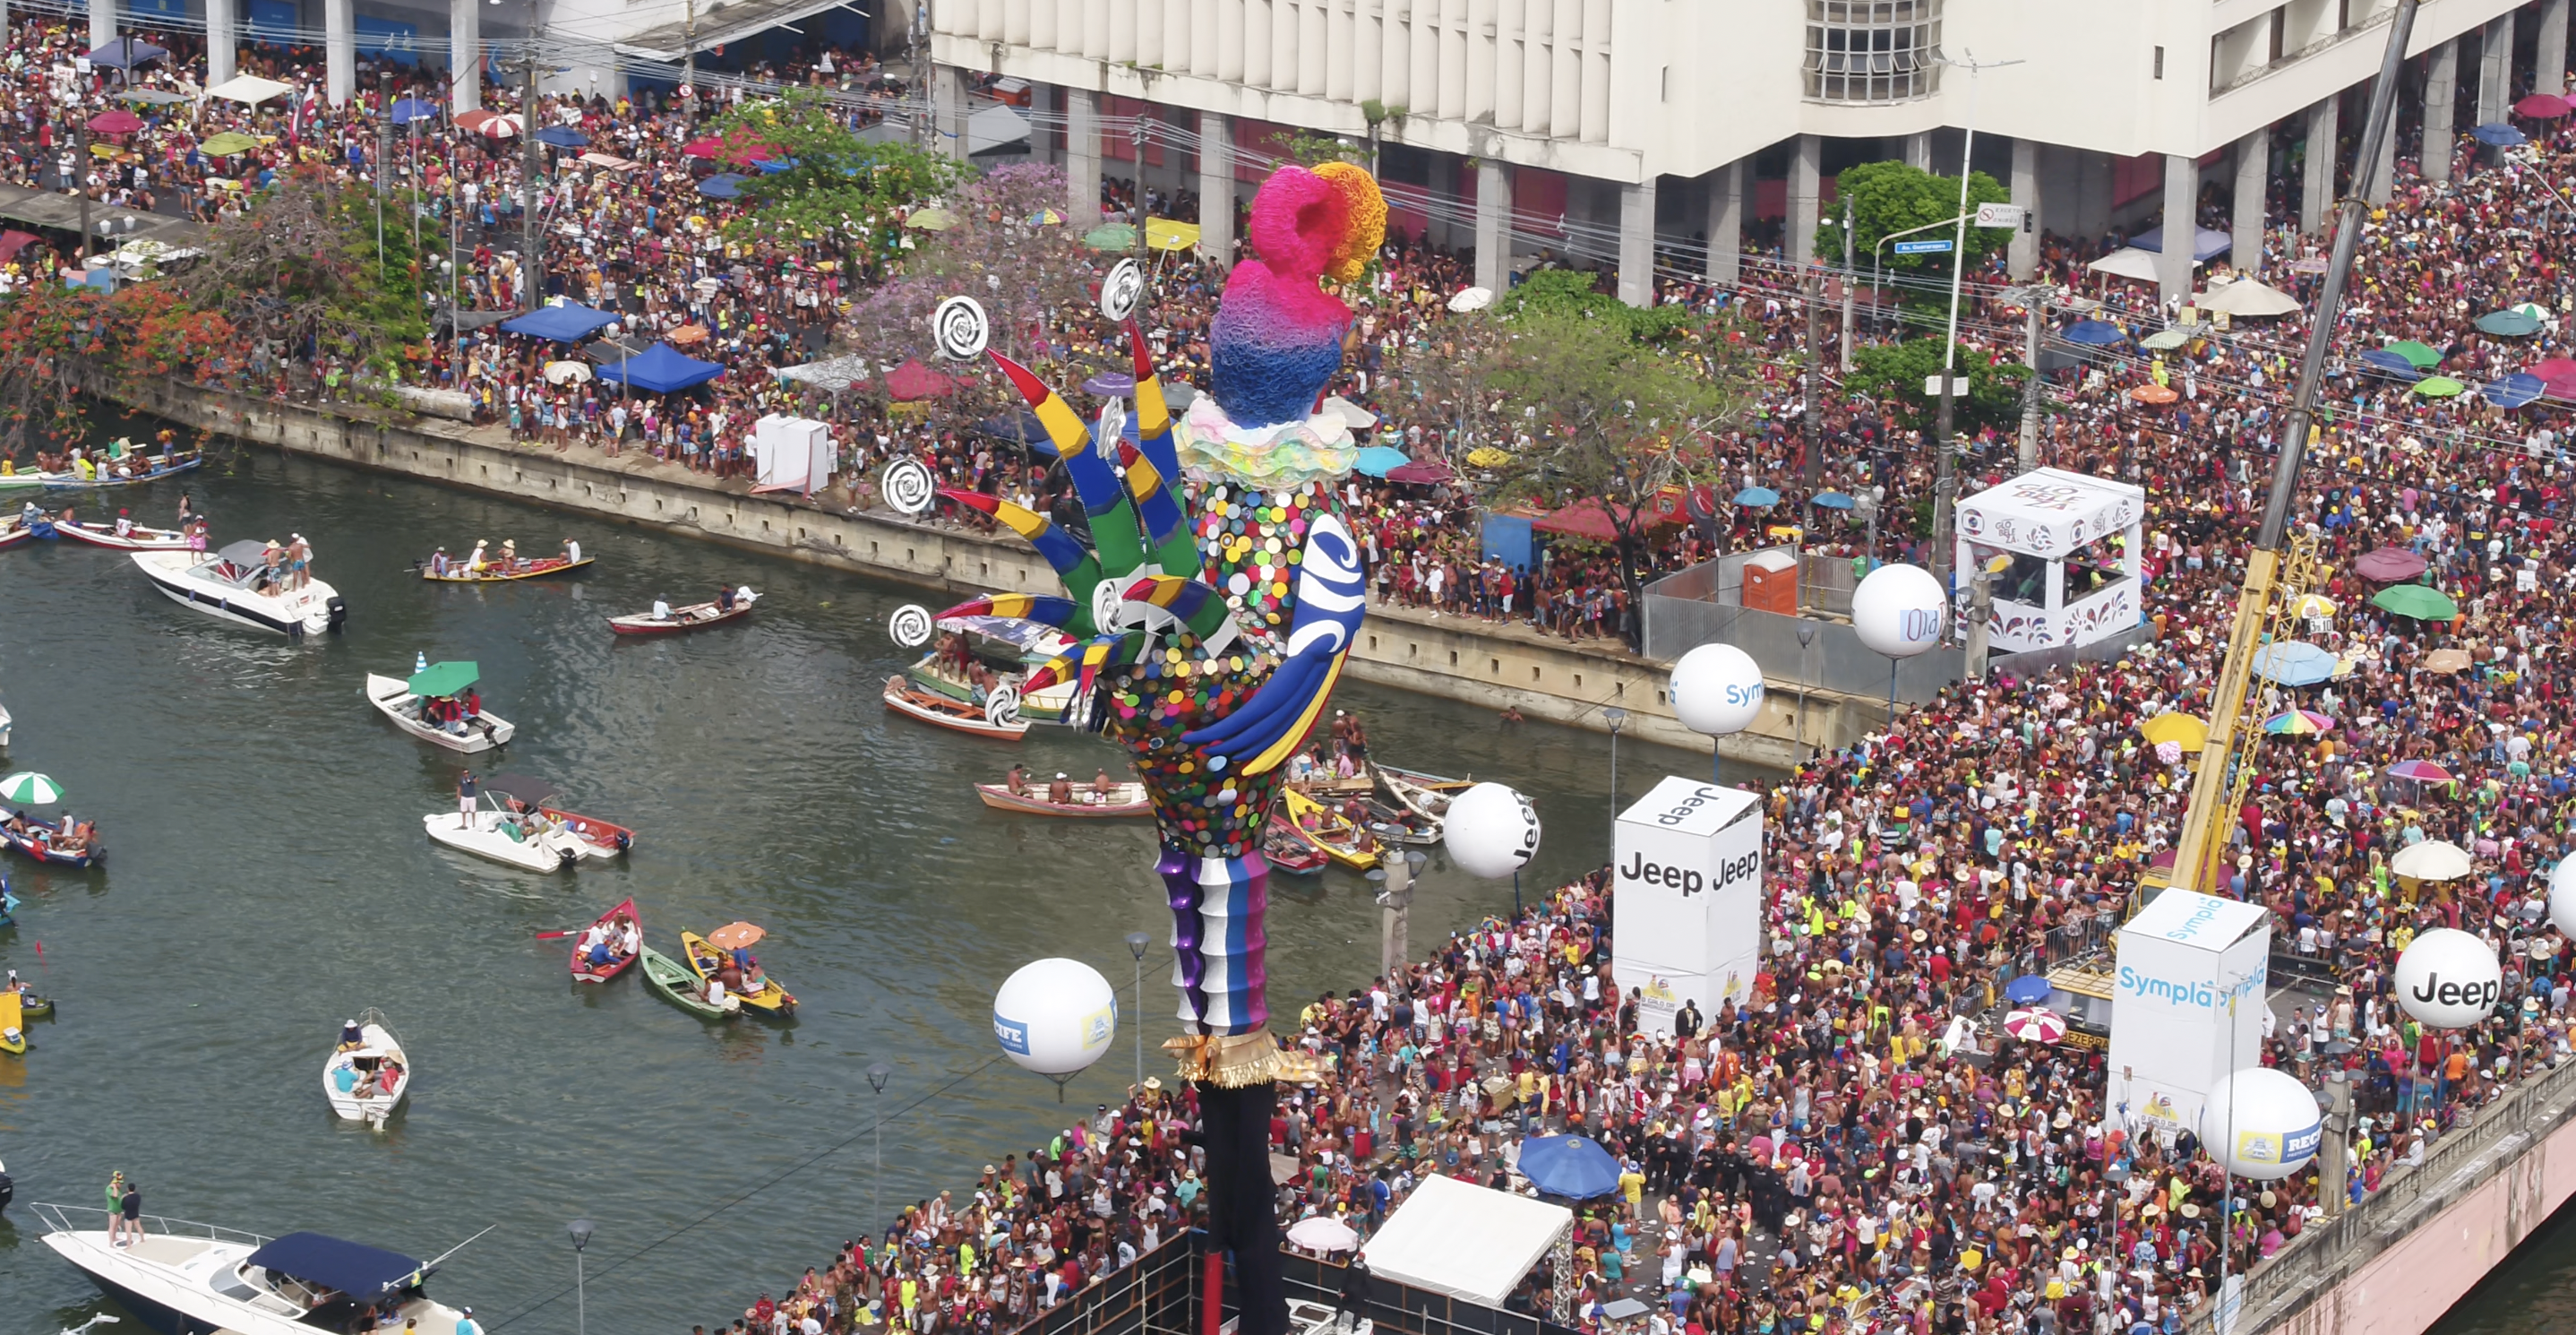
[1804,0,1943,104]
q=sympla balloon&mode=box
[1670,642,1765,737]
[2393,926,2503,1029]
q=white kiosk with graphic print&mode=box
[1953,467,2145,653]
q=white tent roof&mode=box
[2194,279,2303,317]
[1361,1174,1570,1307]
[1955,467,2144,559]
[2086,246,2172,283]
[967,103,1031,155]
[205,73,291,105]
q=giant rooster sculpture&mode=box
[932,161,1385,1333]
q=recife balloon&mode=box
[992,958,1119,1075]
[2393,927,2503,1029]
[1670,642,1765,737]
[1850,564,1947,659]
[1445,782,1541,880]
[2200,1067,2323,1181]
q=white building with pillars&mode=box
[919,0,2563,306]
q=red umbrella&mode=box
[455,109,520,138]
[85,108,143,134]
[2517,93,2572,119]
[683,133,777,166]
[2530,357,2576,381]
[2354,546,2427,583]
[884,358,959,402]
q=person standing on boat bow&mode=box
[456,771,477,829]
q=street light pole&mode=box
[1929,51,2023,622]
[1838,199,1856,372]
[1124,931,1151,1090]
[866,1062,891,1230]
[566,1219,593,1335]
[1604,708,1627,846]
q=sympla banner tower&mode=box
[2108,889,2271,1141]
[1614,778,1765,1038]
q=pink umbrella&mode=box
[2004,1008,2067,1044]
[85,108,143,134]
[2386,759,2456,784]
[2518,93,2573,119]
[2530,357,2576,381]
[2354,547,2427,583]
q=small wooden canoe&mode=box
[421,555,595,582]
[883,676,1028,740]
[607,598,754,634]
[14,991,51,1019]
[1371,762,1471,823]
[52,520,193,551]
[570,897,640,983]
[642,944,737,1019]
[540,805,635,857]
[681,930,797,1016]
[1281,789,1380,871]
[1262,814,1328,875]
[1363,799,1441,846]
[2,816,100,868]
[0,516,32,550]
[975,780,1150,817]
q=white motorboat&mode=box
[0,699,12,748]
[35,1202,478,1335]
[365,670,515,753]
[423,798,585,872]
[133,541,346,639]
[322,1009,411,1128]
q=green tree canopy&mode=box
[711,89,963,247]
[1820,160,2012,299]
[1494,269,1695,343]
[1844,336,2030,436]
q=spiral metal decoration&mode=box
[985,685,1022,728]
[888,603,933,649]
[880,457,937,515]
[932,295,991,361]
[1098,258,1146,323]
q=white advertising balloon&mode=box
[1850,564,1947,659]
[992,958,1118,1075]
[2392,926,2503,1029]
[1445,782,1541,880]
[2551,856,2576,938]
[1670,642,1765,737]
[2199,1067,2324,1181]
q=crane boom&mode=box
[2160,0,2419,896]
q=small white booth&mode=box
[1613,777,1765,1038]
[1953,467,2145,653]
[751,415,837,495]
[2107,889,2271,1143]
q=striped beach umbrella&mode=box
[2004,1008,2067,1044]
[0,771,63,805]
[2262,709,2336,736]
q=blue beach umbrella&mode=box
[534,125,588,148]
[1517,1134,1623,1199]
[1809,491,1857,511]
[2060,321,2127,346]
[1352,446,1410,478]
[2486,373,2546,409]
[1734,486,1782,508]
[2004,975,2053,1005]
[696,173,746,199]
[2474,122,2529,146]
[2357,349,2425,379]
[2252,641,2339,686]
[388,97,442,125]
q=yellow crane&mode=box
[2147,0,2421,900]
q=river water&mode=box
[0,430,1723,1335]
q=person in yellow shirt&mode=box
[1619,1161,1646,1219]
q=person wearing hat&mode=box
[455,1306,481,1335]
[1048,772,1073,804]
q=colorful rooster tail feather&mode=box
[939,487,1107,632]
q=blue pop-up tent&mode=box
[499,302,619,342]
[597,341,723,393]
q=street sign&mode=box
[1922,375,1971,396]
[1893,238,1953,255]
[1974,202,2026,228]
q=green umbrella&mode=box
[199,131,262,157]
[2371,584,2458,620]
[2412,375,2468,397]
[2476,310,2546,337]
[2139,328,2192,350]
[0,771,64,805]
[407,660,482,698]
[1083,222,1137,252]
[2386,340,2442,368]
[903,206,957,231]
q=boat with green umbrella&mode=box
[0,771,99,867]
[363,661,515,754]
[2386,340,2443,368]
[2371,583,2459,621]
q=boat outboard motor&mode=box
[326,596,349,633]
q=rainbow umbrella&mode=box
[2262,709,2335,736]
[2386,760,2455,785]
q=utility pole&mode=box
[519,47,542,311]
[2015,287,2045,470]
[1837,199,1855,372]
[682,0,697,129]
[1964,568,1995,679]
[376,68,392,283]
[1131,116,1150,262]
[1929,51,2022,623]
[1801,265,1822,485]
[73,115,90,276]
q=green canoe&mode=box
[641,945,736,1021]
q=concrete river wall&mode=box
[107,379,1875,766]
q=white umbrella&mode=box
[2194,279,2302,317]
[1447,286,1494,313]
[205,73,291,105]
[0,771,64,805]
[544,360,593,384]
[1285,1215,1359,1253]
[2391,839,2474,882]
[1319,395,1379,429]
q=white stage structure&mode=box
[1614,777,1764,1038]
[1361,1173,1571,1307]
[2108,889,2271,1142]
[1953,467,2145,653]
[751,416,837,495]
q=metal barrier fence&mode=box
[1004,1234,1202,1335]
[1272,1249,1584,1335]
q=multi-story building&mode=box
[915,0,2555,305]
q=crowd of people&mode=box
[9,13,2576,1335]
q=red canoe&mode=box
[570,897,640,983]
